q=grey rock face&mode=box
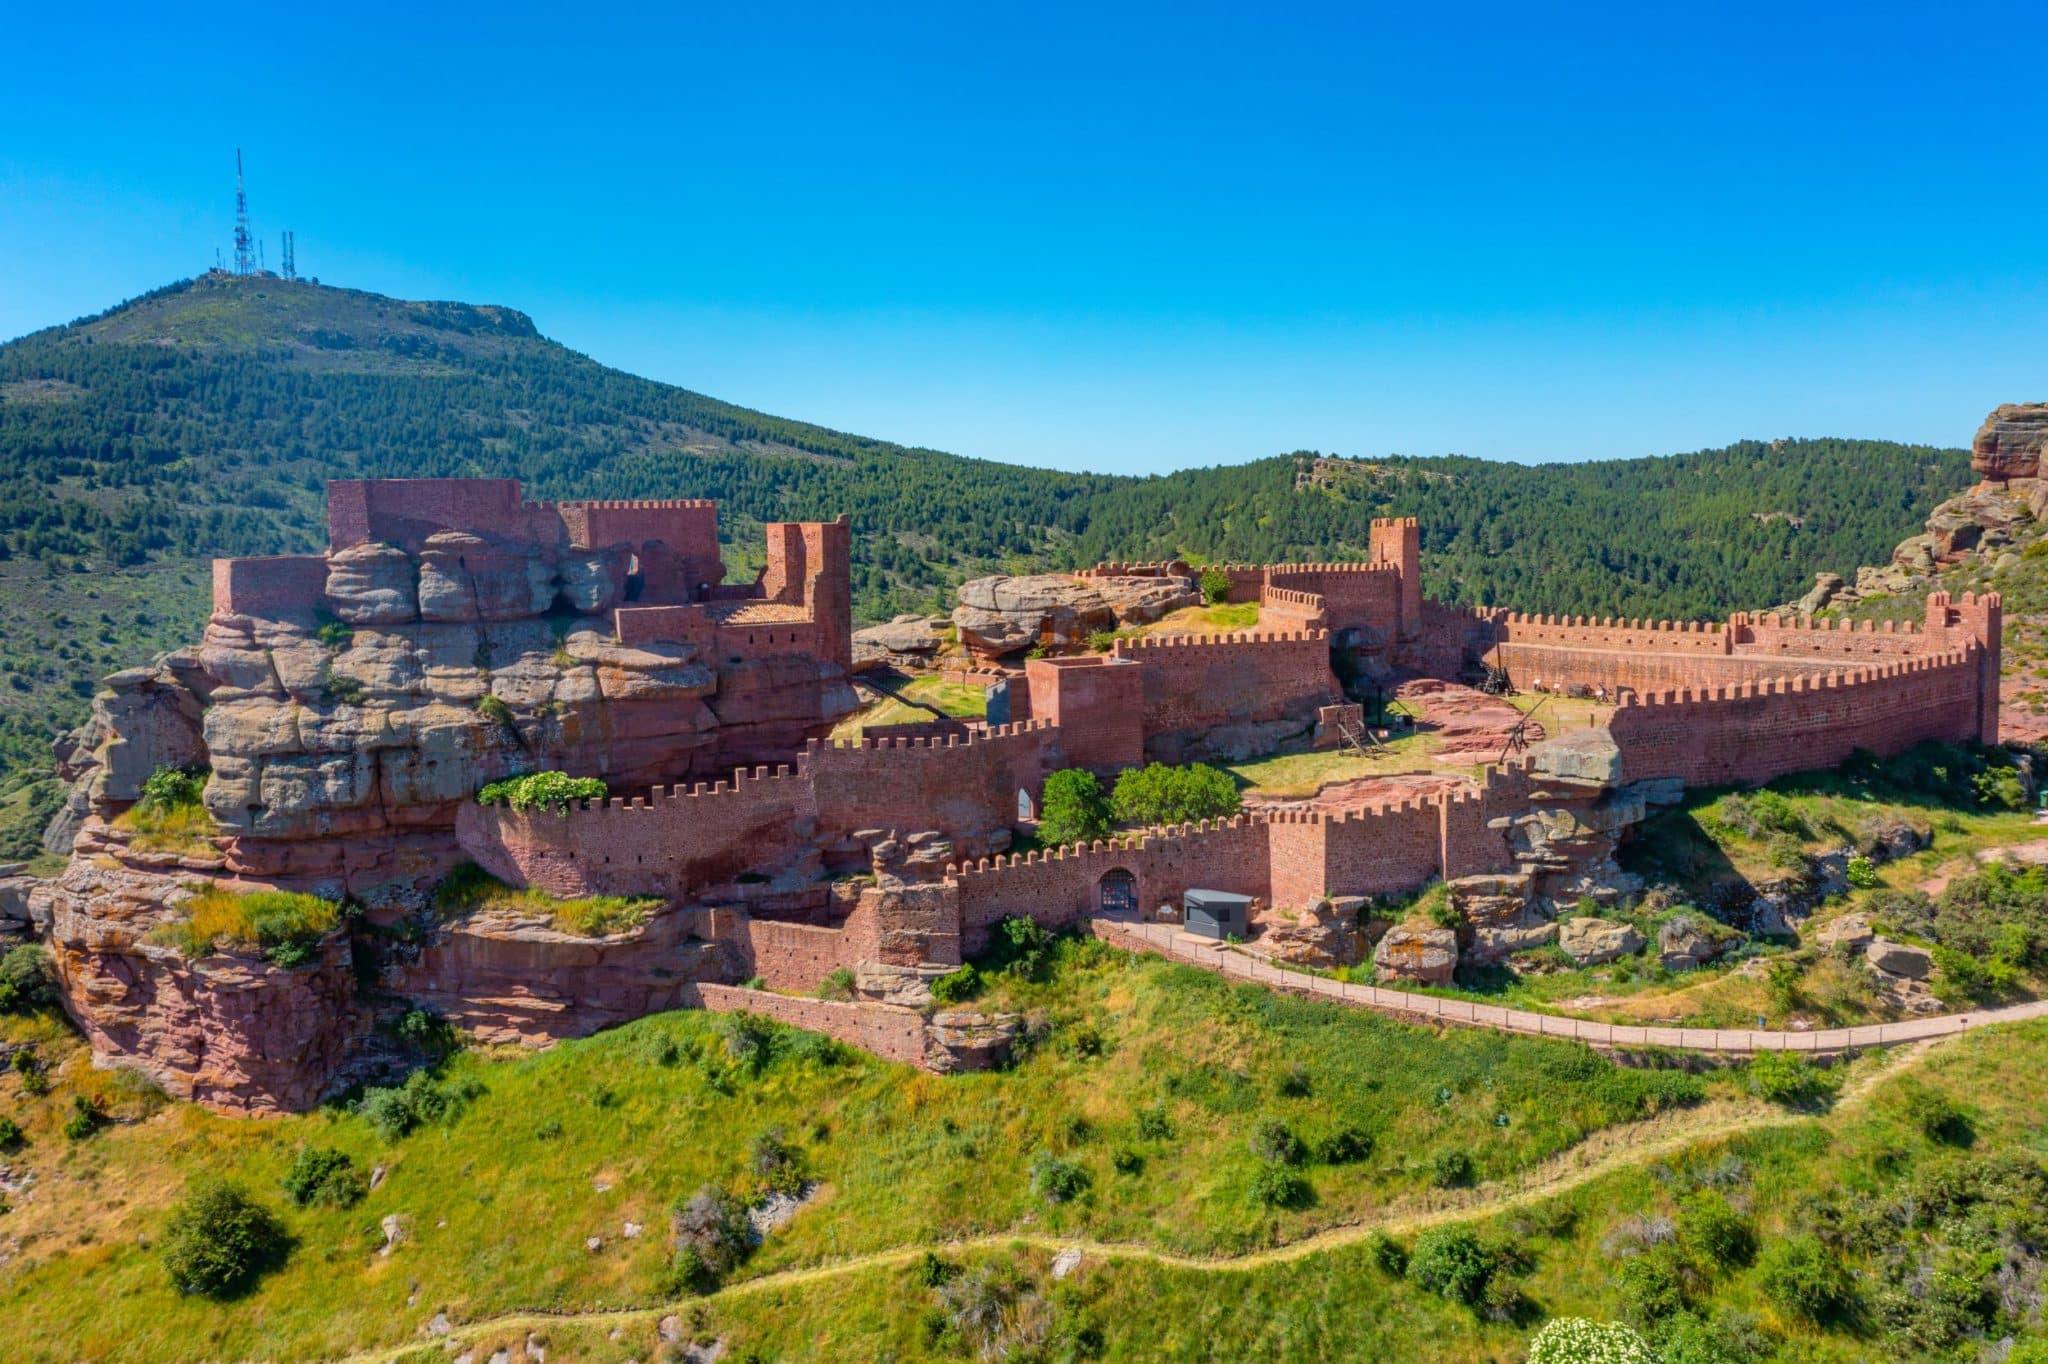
[1558,917,1645,965]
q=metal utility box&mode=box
[1183,888,1251,940]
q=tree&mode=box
[1408,1226,1498,1304]
[1109,762,1242,827]
[160,1178,288,1298]
[1038,769,1111,846]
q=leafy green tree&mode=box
[1038,769,1111,846]
[160,1179,288,1298]
[1408,1226,1499,1305]
[1109,762,1242,827]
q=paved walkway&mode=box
[1091,914,2048,1054]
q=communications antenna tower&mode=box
[232,149,256,276]
[280,230,297,280]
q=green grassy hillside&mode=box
[0,274,1973,854]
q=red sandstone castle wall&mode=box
[1024,657,1146,776]
[211,555,331,618]
[687,982,928,1067]
[1606,654,1984,788]
[1259,586,1329,630]
[807,723,1061,837]
[559,501,723,598]
[1264,565,1403,638]
[1110,631,1337,742]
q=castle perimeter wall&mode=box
[1606,653,1984,788]
[455,724,1059,901]
[686,983,929,1068]
[211,555,331,619]
[1110,631,1338,749]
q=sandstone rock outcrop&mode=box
[1973,402,2048,482]
[951,572,1198,659]
[851,615,948,670]
[1558,916,1644,965]
[1255,896,1365,969]
[924,1009,1023,1071]
[1373,923,1458,984]
[1865,938,1933,980]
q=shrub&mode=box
[1615,1248,1684,1325]
[138,765,207,814]
[0,944,57,1012]
[0,1115,23,1151]
[1757,1234,1853,1319]
[1086,629,1118,653]
[716,1011,777,1071]
[1247,1164,1310,1208]
[323,671,367,706]
[281,1147,367,1209]
[63,1094,102,1141]
[1200,567,1230,604]
[1892,1080,1969,1143]
[671,1184,752,1282]
[1432,1147,1476,1188]
[750,1127,806,1196]
[356,1068,481,1141]
[1038,769,1112,846]
[1527,1318,1656,1364]
[431,861,655,937]
[927,963,979,1005]
[1275,1062,1312,1097]
[393,1007,460,1058]
[1030,1152,1091,1204]
[1135,1105,1175,1141]
[1845,855,1879,889]
[1248,1116,1302,1165]
[1058,1024,1104,1060]
[1368,1231,1408,1276]
[474,771,608,815]
[161,1178,287,1298]
[1408,1226,1497,1304]
[1316,1125,1373,1164]
[13,1047,49,1096]
[313,612,354,650]
[1676,1191,1754,1271]
[150,885,343,965]
[1108,762,1241,828]
[1745,1051,1833,1105]
[474,694,515,729]
[815,967,856,1002]
[1974,764,2028,811]
[1110,1146,1144,1175]
[985,915,1056,981]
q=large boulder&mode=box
[1559,917,1645,965]
[1089,574,1201,626]
[924,1010,1023,1072]
[1657,913,1733,971]
[417,531,554,622]
[1448,873,1555,964]
[1256,896,1366,969]
[1865,938,1933,980]
[952,575,1117,658]
[1972,402,2048,483]
[852,615,948,670]
[1373,923,1458,984]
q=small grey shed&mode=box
[1183,888,1251,940]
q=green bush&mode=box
[12,1047,49,1096]
[1029,1152,1091,1204]
[1408,1226,1498,1304]
[0,944,57,1013]
[1134,1105,1175,1141]
[1108,762,1242,827]
[815,967,856,1001]
[1845,855,1879,889]
[1368,1231,1408,1276]
[281,1147,367,1209]
[323,671,367,706]
[671,1183,752,1284]
[474,770,608,815]
[1110,1146,1144,1175]
[1316,1125,1372,1164]
[63,1094,102,1141]
[1086,629,1119,653]
[928,963,980,1005]
[1432,1147,1476,1188]
[1676,1191,1754,1271]
[1037,769,1112,846]
[1248,1116,1302,1165]
[1615,1248,1684,1324]
[474,694,515,729]
[1744,1051,1834,1105]
[0,1115,23,1151]
[393,1008,459,1059]
[138,764,207,814]
[160,1178,288,1298]
[1200,567,1230,605]
[1891,1080,1969,1143]
[1974,764,2027,811]
[1758,1234,1853,1320]
[750,1127,807,1196]
[1247,1164,1310,1208]
[356,1068,481,1141]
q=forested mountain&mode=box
[0,274,1973,851]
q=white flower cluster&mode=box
[1527,1316,1657,1364]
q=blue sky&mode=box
[2,2,2043,473]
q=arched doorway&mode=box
[1098,868,1137,915]
[1016,787,1036,821]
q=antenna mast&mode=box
[281,230,296,280]
[232,149,256,276]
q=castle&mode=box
[31,477,2002,1113]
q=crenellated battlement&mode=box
[804,718,1056,753]
[1112,628,1328,653]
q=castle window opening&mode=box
[1098,868,1137,915]
[1016,787,1035,821]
